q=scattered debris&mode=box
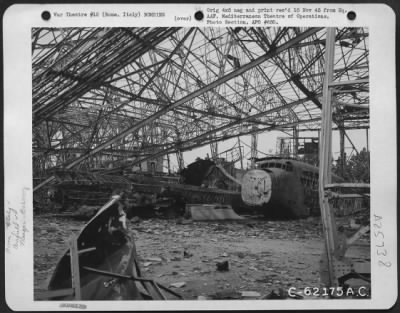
[146,257,162,263]
[169,282,186,288]
[34,214,369,300]
[181,219,193,225]
[188,204,244,221]
[197,295,210,300]
[183,250,193,258]
[216,260,229,272]
[255,276,271,283]
[211,289,241,299]
[292,264,308,269]
[236,252,245,259]
[262,288,288,299]
[76,205,98,218]
[130,216,140,223]
[241,291,261,298]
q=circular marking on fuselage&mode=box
[241,170,272,206]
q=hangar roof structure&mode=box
[32,27,369,188]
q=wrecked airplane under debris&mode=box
[182,157,355,219]
[45,157,362,220]
[40,195,182,300]
[45,160,244,219]
[242,157,346,218]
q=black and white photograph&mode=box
[31,25,372,300]
[3,3,397,311]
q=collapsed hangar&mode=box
[32,27,370,300]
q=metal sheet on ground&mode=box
[188,204,245,221]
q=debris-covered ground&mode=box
[34,215,370,300]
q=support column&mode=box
[237,137,244,170]
[250,127,258,169]
[167,154,171,175]
[339,121,345,177]
[318,27,338,288]
[293,126,299,158]
[176,150,184,171]
[210,142,218,160]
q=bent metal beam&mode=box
[34,27,323,191]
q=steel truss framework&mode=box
[32,27,369,188]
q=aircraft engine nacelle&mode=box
[241,169,272,206]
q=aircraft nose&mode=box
[241,169,272,206]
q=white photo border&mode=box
[3,3,397,310]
